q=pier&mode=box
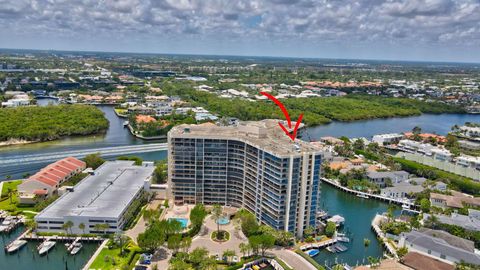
[371,214,398,258]
[321,177,417,208]
[300,238,338,251]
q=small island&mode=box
[0,105,109,146]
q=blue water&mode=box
[217,217,230,225]
[301,113,480,139]
[313,183,399,267]
[169,218,188,229]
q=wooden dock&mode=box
[321,177,417,208]
[300,238,338,251]
[371,214,398,258]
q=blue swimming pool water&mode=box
[217,217,230,225]
[169,218,188,228]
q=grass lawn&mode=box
[0,180,37,213]
[90,241,141,270]
[1,180,22,196]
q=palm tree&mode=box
[26,220,37,232]
[64,220,74,235]
[94,223,103,234]
[6,187,14,203]
[211,204,223,236]
[79,223,86,235]
[222,249,236,264]
[239,243,249,258]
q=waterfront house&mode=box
[372,133,404,145]
[399,230,480,265]
[423,213,480,232]
[366,171,409,188]
[430,191,480,209]
[18,157,86,204]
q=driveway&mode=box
[190,214,246,255]
[270,248,318,270]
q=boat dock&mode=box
[321,177,417,208]
[300,238,338,251]
[0,216,25,234]
[371,214,398,258]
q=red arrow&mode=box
[260,91,304,141]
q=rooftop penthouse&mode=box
[35,161,154,234]
[168,119,314,157]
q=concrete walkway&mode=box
[125,197,165,244]
[270,248,318,270]
[190,214,246,255]
[82,239,109,270]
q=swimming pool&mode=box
[169,218,188,229]
[217,217,230,225]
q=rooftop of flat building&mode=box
[168,119,323,157]
[35,160,154,220]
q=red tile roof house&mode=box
[17,157,86,204]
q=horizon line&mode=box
[1,47,479,66]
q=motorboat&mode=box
[70,242,82,255]
[306,249,319,257]
[6,239,27,253]
[38,240,56,255]
[356,193,369,199]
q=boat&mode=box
[38,240,56,255]
[123,121,129,127]
[327,215,345,227]
[356,193,369,199]
[6,239,27,253]
[306,249,319,257]
[70,243,82,255]
[327,243,348,253]
[0,221,12,232]
[337,236,350,243]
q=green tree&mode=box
[79,222,86,235]
[83,153,105,169]
[397,246,408,261]
[190,204,208,228]
[420,198,431,213]
[62,220,74,235]
[222,249,236,264]
[153,160,168,184]
[239,242,250,258]
[189,247,210,269]
[167,234,182,254]
[325,221,336,238]
[180,236,192,253]
[168,259,193,270]
[211,204,223,237]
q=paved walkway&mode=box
[82,239,109,270]
[190,214,246,255]
[125,197,165,244]
[270,248,318,270]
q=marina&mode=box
[0,226,100,270]
[313,182,399,267]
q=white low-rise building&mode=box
[372,133,403,145]
[35,161,154,234]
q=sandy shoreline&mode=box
[0,138,38,147]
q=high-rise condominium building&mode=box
[167,120,323,237]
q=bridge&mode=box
[0,143,168,166]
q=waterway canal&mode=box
[314,182,394,267]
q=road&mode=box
[270,248,318,270]
[0,143,168,166]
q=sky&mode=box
[0,0,479,63]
